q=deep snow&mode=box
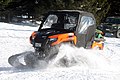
[0,22,120,80]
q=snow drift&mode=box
[0,22,120,80]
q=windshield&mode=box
[41,12,79,30]
[105,17,120,24]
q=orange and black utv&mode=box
[29,10,96,60]
[8,10,97,68]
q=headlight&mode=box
[49,38,57,42]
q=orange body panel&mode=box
[30,31,37,43]
[49,33,77,46]
[92,41,104,50]
[31,31,37,39]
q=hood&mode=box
[34,28,74,43]
[38,28,73,36]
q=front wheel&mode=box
[34,45,60,61]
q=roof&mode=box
[48,10,94,17]
[107,16,120,19]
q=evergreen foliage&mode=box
[0,0,119,24]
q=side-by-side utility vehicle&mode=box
[8,10,97,68]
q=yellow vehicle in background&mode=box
[92,29,105,50]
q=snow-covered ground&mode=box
[0,22,120,80]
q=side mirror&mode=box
[39,16,44,21]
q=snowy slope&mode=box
[0,22,120,80]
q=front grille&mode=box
[35,35,47,43]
